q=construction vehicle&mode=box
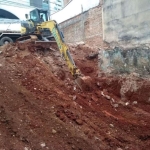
[0,19,21,46]
[17,8,92,91]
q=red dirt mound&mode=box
[0,43,149,150]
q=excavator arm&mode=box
[39,20,92,90]
[40,20,81,78]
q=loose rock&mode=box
[52,129,57,134]
[40,142,46,148]
[132,101,138,105]
[110,124,114,128]
[75,119,83,125]
[73,95,77,100]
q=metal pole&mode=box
[48,0,50,19]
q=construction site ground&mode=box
[0,43,150,150]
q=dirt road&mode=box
[0,43,150,150]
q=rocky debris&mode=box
[101,90,111,100]
[52,129,57,134]
[40,142,46,148]
[86,52,98,60]
[76,41,85,45]
[125,102,130,106]
[132,101,138,105]
[109,124,114,128]
[24,147,31,150]
[91,94,98,102]
[147,98,150,103]
[75,119,83,125]
[116,148,123,150]
[72,95,77,100]
[111,103,119,108]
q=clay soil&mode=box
[0,43,150,150]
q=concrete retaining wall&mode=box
[103,0,150,48]
[99,47,150,76]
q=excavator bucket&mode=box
[16,35,57,50]
[75,76,93,91]
[16,35,38,50]
[16,35,38,42]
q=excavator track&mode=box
[75,76,93,91]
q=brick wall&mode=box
[59,4,104,47]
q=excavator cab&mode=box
[30,8,48,23]
[21,9,49,35]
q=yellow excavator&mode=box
[17,8,92,91]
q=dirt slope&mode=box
[0,43,150,150]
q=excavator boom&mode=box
[40,20,80,78]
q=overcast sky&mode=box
[51,0,100,23]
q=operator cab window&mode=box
[30,10,38,21]
[39,13,46,22]
[30,9,48,23]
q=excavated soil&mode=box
[0,43,150,150]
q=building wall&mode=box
[30,0,42,8]
[0,0,30,6]
[0,4,35,20]
[42,3,49,11]
[49,0,63,14]
[103,0,150,48]
[55,0,63,10]
[63,0,70,6]
[59,4,103,47]
[0,0,42,20]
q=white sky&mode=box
[51,0,100,23]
